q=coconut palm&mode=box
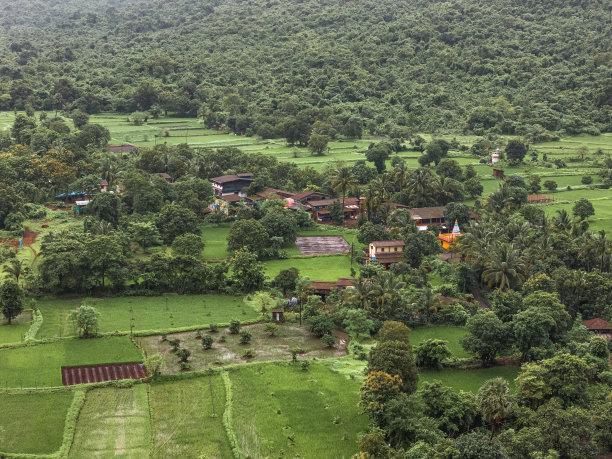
[406,168,438,207]
[362,183,380,222]
[367,271,405,318]
[391,160,410,191]
[592,230,611,272]
[331,164,357,212]
[482,242,527,290]
[552,209,572,232]
[2,259,27,282]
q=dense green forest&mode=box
[0,0,610,138]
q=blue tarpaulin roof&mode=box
[55,191,89,198]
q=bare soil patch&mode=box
[296,236,349,255]
[140,323,348,374]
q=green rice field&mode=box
[419,366,520,393]
[0,390,75,455]
[0,310,32,345]
[263,255,354,281]
[230,361,368,458]
[150,376,232,458]
[36,294,258,339]
[0,336,142,388]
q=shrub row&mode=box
[221,371,245,459]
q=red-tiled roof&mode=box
[293,190,330,201]
[370,240,405,247]
[369,253,406,263]
[100,179,108,186]
[582,318,612,331]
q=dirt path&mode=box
[471,288,491,309]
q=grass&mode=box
[150,376,232,458]
[69,385,151,458]
[0,390,75,454]
[410,325,469,359]
[419,366,520,393]
[139,323,345,373]
[36,294,259,339]
[0,310,32,345]
[201,224,231,259]
[230,361,368,458]
[0,336,142,388]
[263,255,354,281]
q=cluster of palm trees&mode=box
[455,209,612,290]
[329,161,465,223]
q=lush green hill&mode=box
[0,0,610,136]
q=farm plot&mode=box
[36,294,258,339]
[69,385,151,458]
[150,376,232,458]
[0,390,75,455]
[0,336,142,388]
[140,324,346,372]
[230,361,368,458]
[295,236,349,255]
[264,255,353,281]
[62,362,147,386]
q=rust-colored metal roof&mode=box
[408,206,445,220]
[582,318,612,330]
[219,194,243,202]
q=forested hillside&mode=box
[0,0,610,137]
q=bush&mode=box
[209,323,218,333]
[202,335,214,349]
[582,175,593,184]
[241,349,255,359]
[322,334,336,348]
[300,360,310,371]
[229,320,241,334]
[414,339,452,369]
[169,338,181,352]
[240,329,252,344]
[176,348,191,362]
[308,312,334,338]
[264,323,279,337]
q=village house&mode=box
[309,197,361,222]
[292,190,332,204]
[210,173,254,196]
[582,318,612,339]
[367,240,406,267]
[310,278,355,299]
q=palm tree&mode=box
[331,164,357,212]
[406,168,437,207]
[592,230,611,272]
[343,278,371,309]
[362,183,380,222]
[3,259,26,282]
[367,271,405,318]
[477,377,513,433]
[391,160,410,191]
[482,242,527,290]
[553,209,572,232]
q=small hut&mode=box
[270,309,285,323]
[582,318,612,339]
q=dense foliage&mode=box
[0,0,610,137]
